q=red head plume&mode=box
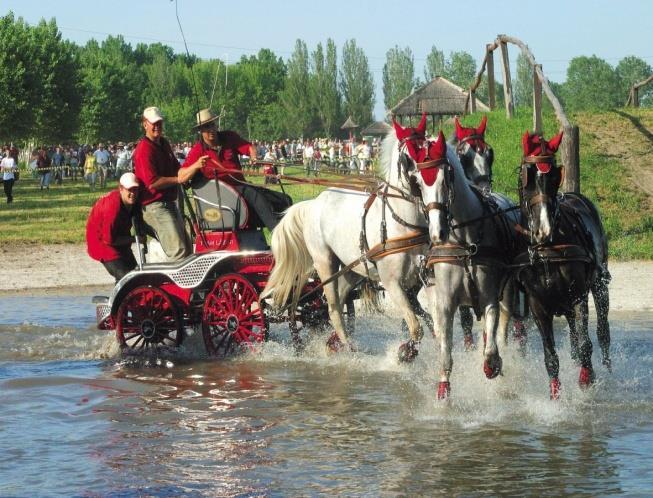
[522,130,564,173]
[455,115,487,140]
[393,114,427,142]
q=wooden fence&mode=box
[463,35,580,193]
[625,75,653,107]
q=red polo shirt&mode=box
[133,136,180,205]
[86,190,134,262]
[183,131,250,186]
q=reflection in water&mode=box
[0,292,652,495]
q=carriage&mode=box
[93,176,355,356]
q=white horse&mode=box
[262,118,433,359]
[399,127,519,399]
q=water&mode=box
[1,291,652,496]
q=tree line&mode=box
[1,11,651,147]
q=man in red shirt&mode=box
[86,173,141,282]
[133,106,201,261]
[183,108,292,230]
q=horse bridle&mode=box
[520,154,562,240]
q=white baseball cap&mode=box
[119,172,140,189]
[142,106,164,123]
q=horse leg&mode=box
[592,279,612,372]
[459,306,475,350]
[573,298,595,388]
[385,281,423,363]
[312,258,351,353]
[482,304,503,379]
[511,286,528,348]
[530,297,560,399]
[566,311,581,364]
[402,284,433,340]
[427,286,454,399]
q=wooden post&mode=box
[469,90,477,113]
[561,124,580,193]
[533,64,543,133]
[486,44,496,110]
[633,86,640,108]
[499,40,514,118]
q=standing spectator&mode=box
[303,140,314,176]
[36,145,52,190]
[133,106,189,262]
[356,139,371,173]
[1,146,17,203]
[70,149,79,181]
[94,143,110,188]
[115,142,133,176]
[84,148,97,189]
[86,172,142,282]
[52,146,64,185]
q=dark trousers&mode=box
[3,179,14,203]
[102,252,137,283]
[236,184,293,231]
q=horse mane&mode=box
[379,130,399,183]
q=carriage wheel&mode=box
[202,274,267,356]
[116,286,183,351]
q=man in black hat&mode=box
[182,108,292,231]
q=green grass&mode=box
[2,112,652,260]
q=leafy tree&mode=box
[514,52,533,108]
[562,55,621,111]
[280,39,312,138]
[445,51,476,89]
[77,36,145,144]
[0,13,79,144]
[382,45,416,111]
[424,45,446,81]
[340,39,375,129]
[311,39,341,137]
[616,56,653,106]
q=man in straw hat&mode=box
[182,108,292,231]
[86,172,143,282]
[132,106,203,261]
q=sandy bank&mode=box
[1,243,651,312]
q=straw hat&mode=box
[193,108,220,130]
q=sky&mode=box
[4,0,653,120]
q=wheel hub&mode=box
[141,319,156,339]
[226,315,239,333]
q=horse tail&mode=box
[261,201,314,309]
[358,279,383,314]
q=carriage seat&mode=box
[190,176,252,230]
[189,176,267,253]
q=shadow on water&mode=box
[0,293,652,495]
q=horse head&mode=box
[454,115,493,191]
[520,130,564,244]
[393,116,452,244]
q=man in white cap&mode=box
[132,106,203,261]
[86,172,142,282]
[182,108,292,230]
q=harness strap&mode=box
[424,201,447,213]
[511,244,592,268]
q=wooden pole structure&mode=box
[499,38,514,118]
[561,125,580,193]
[469,90,477,113]
[532,64,543,133]
[486,44,496,110]
[627,74,653,107]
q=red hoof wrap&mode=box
[326,331,344,353]
[437,381,451,400]
[464,334,475,350]
[513,320,527,346]
[578,366,594,388]
[550,378,561,400]
[483,356,502,379]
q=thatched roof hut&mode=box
[361,121,392,136]
[390,77,489,120]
